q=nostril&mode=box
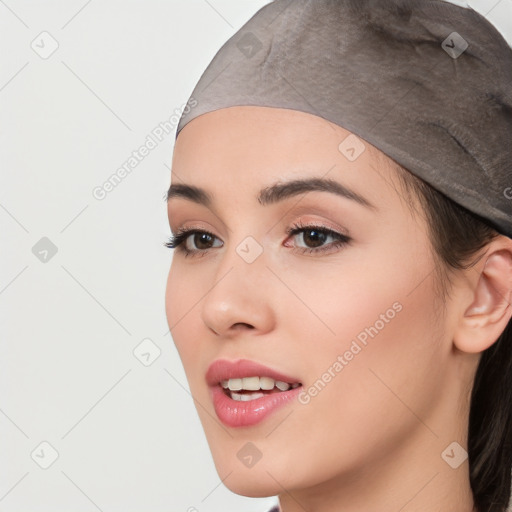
[233,323,254,330]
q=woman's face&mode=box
[165,106,459,498]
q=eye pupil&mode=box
[195,232,213,249]
[304,229,327,248]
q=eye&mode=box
[285,221,351,255]
[164,228,223,257]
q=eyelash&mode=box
[164,221,351,258]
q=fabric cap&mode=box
[175,0,512,238]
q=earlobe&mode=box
[454,248,512,354]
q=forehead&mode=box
[171,106,402,208]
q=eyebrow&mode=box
[166,176,376,210]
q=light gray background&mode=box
[1,1,511,511]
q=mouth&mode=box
[219,376,301,402]
[206,358,303,427]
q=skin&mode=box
[165,106,512,512]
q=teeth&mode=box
[227,378,242,391]
[220,376,300,392]
[242,376,260,390]
[259,376,275,390]
[275,381,290,391]
[230,391,265,402]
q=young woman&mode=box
[164,1,512,511]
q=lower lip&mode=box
[210,385,302,428]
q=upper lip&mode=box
[206,358,301,387]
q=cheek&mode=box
[165,261,202,370]
[277,235,444,456]
[282,228,434,364]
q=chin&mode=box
[209,449,301,498]
[221,472,284,498]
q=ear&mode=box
[453,241,512,354]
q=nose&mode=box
[201,241,277,338]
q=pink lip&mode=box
[206,358,302,428]
[205,358,301,386]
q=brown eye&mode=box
[190,232,216,250]
[285,222,352,255]
[164,228,223,255]
[300,229,328,248]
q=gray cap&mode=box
[176,0,512,238]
